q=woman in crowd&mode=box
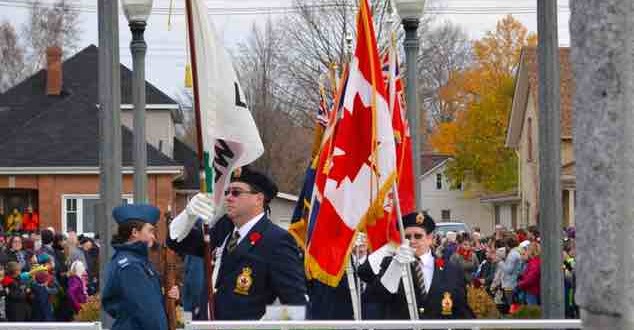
[518,242,541,305]
[6,236,29,272]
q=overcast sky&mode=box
[0,0,571,97]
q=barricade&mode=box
[0,322,102,330]
[185,319,582,330]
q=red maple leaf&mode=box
[328,93,375,186]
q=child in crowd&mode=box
[67,260,88,316]
[5,261,31,321]
[30,265,54,321]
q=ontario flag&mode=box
[365,42,417,251]
[305,0,397,287]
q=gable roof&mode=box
[421,154,452,178]
[0,45,179,168]
[506,47,573,147]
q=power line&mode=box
[0,1,570,16]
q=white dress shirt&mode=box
[418,250,435,293]
[231,212,265,245]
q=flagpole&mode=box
[184,0,216,320]
[392,186,420,321]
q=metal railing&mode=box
[0,322,102,330]
[185,319,582,330]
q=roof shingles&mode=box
[0,45,179,168]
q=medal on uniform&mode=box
[441,291,453,315]
[234,267,253,295]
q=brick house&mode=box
[0,45,185,240]
[0,45,300,241]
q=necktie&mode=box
[226,231,240,253]
[414,261,427,296]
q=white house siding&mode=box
[121,109,175,158]
[419,163,495,235]
[269,196,298,229]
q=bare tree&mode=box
[0,21,26,93]
[275,0,394,128]
[234,20,313,194]
[22,0,81,73]
[418,21,472,126]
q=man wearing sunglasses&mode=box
[358,212,474,320]
[168,167,307,320]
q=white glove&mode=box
[169,193,216,242]
[367,243,397,275]
[380,241,415,294]
[186,193,215,223]
[393,241,415,265]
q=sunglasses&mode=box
[224,189,259,197]
[405,233,425,240]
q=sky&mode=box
[0,0,571,98]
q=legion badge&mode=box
[416,212,424,224]
[441,291,453,315]
[234,267,253,295]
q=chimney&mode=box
[46,46,62,96]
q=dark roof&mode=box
[0,45,179,168]
[173,138,200,190]
[421,154,451,176]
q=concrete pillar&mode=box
[570,0,634,328]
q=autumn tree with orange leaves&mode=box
[429,15,536,193]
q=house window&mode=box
[494,205,501,225]
[65,198,78,232]
[436,173,442,190]
[441,209,451,221]
[63,195,132,235]
[527,118,533,162]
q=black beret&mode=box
[402,211,436,234]
[112,204,160,225]
[231,167,278,202]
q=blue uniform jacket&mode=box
[101,241,167,330]
[168,215,307,320]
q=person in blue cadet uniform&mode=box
[102,204,180,330]
[168,167,307,320]
[358,212,474,320]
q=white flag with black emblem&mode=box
[188,0,264,206]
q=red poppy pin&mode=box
[249,232,262,246]
[435,258,445,270]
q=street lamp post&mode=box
[122,0,153,203]
[394,0,425,210]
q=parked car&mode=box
[435,222,471,237]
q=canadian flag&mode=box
[365,46,416,251]
[305,0,397,287]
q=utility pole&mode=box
[536,0,564,319]
[98,0,121,327]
